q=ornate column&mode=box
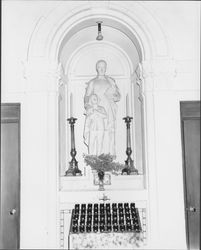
[135,58,178,248]
[135,61,159,247]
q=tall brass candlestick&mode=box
[65,117,82,176]
[122,116,138,175]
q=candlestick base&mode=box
[122,158,138,175]
[65,160,82,176]
[65,165,75,176]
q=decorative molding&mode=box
[65,41,132,78]
[110,2,170,57]
[134,64,143,82]
[57,63,68,87]
[134,63,149,95]
[24,2,174,96]
[27,2,171,61]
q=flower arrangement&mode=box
[83,154,125,176]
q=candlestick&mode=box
[70,93,73,117]
[126,94,129,117]
[65,117,82,176]
[122,116,138,175]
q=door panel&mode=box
[181,101,200,250]
[0,104,20,249]
[184,119,200,249]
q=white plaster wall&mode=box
[1,1,200,249]
[2,1,61,248]
[154,90,199,249]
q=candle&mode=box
[70,93,73,117]
[126,94,129,117]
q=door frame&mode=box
[0,103,21,249]
[180,100,200,250]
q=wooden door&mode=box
[0,103,20,249]
[181,101,200,250]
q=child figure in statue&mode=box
[83,94,107,155]
[84,60,121,156]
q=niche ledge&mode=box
[60,174,145,191]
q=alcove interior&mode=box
[58,21,145,183]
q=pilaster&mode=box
[20,58,60,248]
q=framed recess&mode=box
[24,2,172,247]
[58,24,146,191]
[24,1,171,194]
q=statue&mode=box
[83,94,107,155]
[83,60,121,156]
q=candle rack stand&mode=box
[65,117,82,176]
[122,116,138,175]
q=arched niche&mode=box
[27,2,170,61]
[23,3,174,246]
[58,23,145,188]
[25,1,171,189]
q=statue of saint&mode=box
[83,60,121,156]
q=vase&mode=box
[98,170,105,191]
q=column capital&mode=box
[134,63,154,94]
